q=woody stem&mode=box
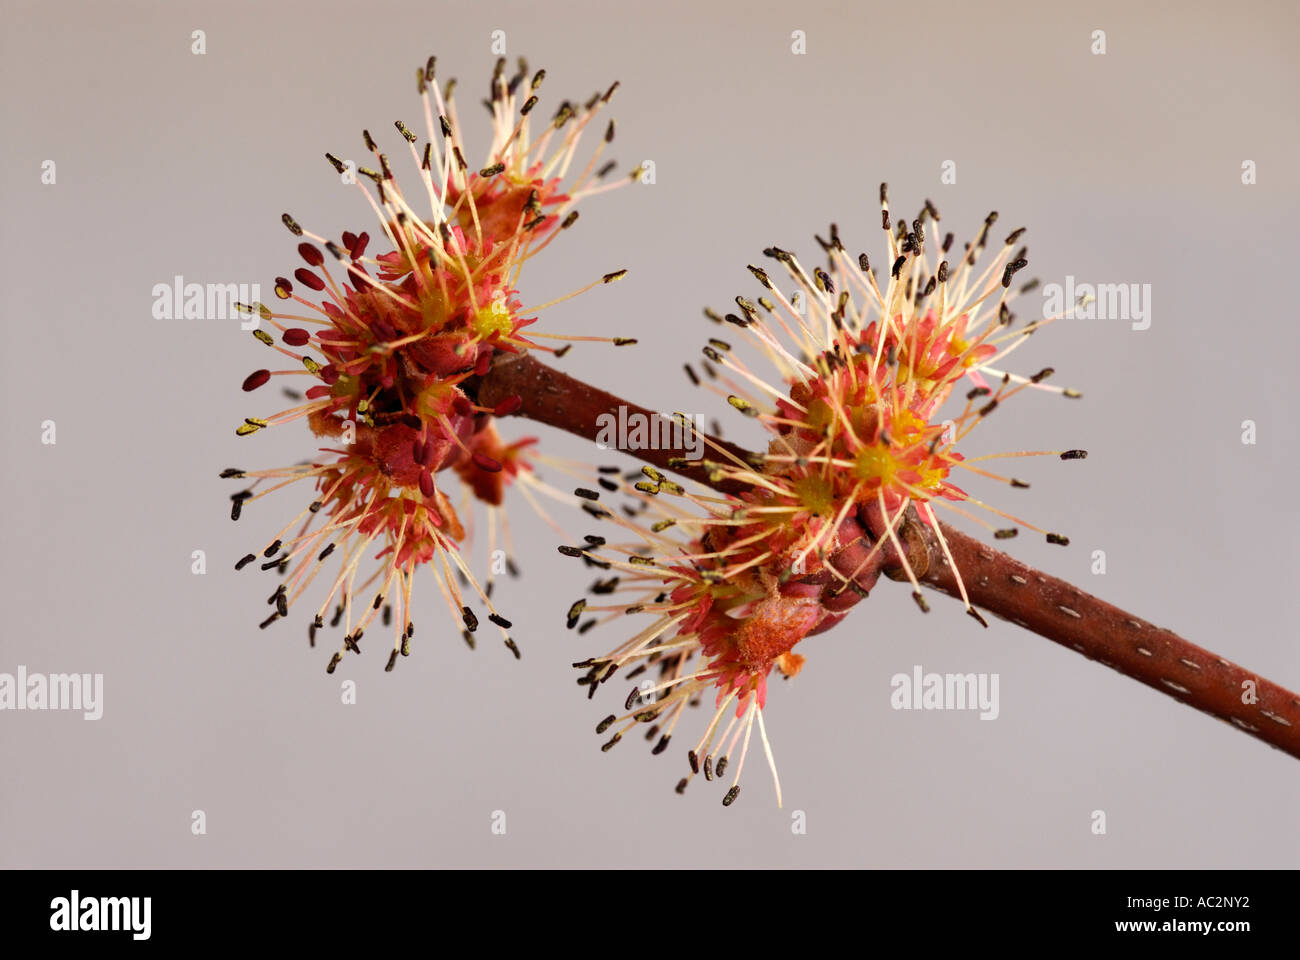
[477,351,1300,761]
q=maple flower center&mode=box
[854,445,899,484]
[472,293,514,338]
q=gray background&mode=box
[2,0,1297,868]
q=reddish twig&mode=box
[477,348,757,495]
[877,512,1300,759]
[477,352,1300,760]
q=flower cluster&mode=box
[224,56,635,671]
[567,187,1085,806]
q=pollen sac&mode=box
[492,395,522,416]
[566,600,587,629]
[294,268,325,292]
[242,370,271,392]
[461,606,479,632]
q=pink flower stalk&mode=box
[224,56,637,670]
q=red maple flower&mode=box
[570,191,1086,805]
[225,56,636,671]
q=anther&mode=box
[242,370,271,392]
[566,599,587,629]
[294,268,325,292]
